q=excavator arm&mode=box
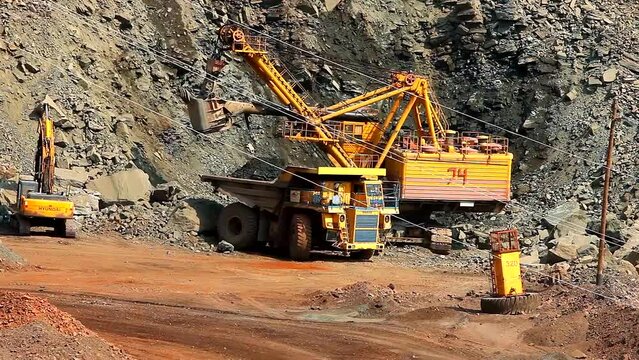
[35,100,57,194]
[184,96,379,134]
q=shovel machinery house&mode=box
[188,25,513,256]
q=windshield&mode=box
[366,183,383,197]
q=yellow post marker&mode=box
[481,229,540,315]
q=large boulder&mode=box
[150,182,182,203]
[167,198,223,233]
[0,188,17,209]
[548,242,579,264]
[168,204,200,233]
[542,201,588,238]
[0,163,17,180]
[623,250,639,266]
[547,234,597,264]
[324,0,341,11]
[69,191,100,216]
[521,248,540,264]
[614,223,639,260]
[54,168,89,188]
[87,169,153,206]
[613,260,638,277]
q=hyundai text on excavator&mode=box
[186,25,514,255]
[12,97,77,238]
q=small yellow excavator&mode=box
[480,229,540,314]
[12,96,76,238]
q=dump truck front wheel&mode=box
[289,213,311,261]
[217,202,258,250]
[350,250,375,261]
[480,293,541,315]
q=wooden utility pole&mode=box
[597,99,619,286]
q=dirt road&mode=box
[0,235,549,359]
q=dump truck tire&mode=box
[480,293,541,315]
[289,214,311,261]
[350,250,375,260]
[217,202,258,250]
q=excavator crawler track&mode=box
[64,219,77,239]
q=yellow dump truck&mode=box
[203,166,399,261]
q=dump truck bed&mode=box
[201,175,286,213]
[201,166,386,213]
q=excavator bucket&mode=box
[187,97,282,133]
[40,95,66,118]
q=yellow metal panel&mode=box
[386,150,513,202]
[315,167,386,177]
[21,198,74,219]
[494,251,524,296]
[348,243,382,250]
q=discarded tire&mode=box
[480,293,541,315]
[289,213,312,261]
[217,202,258,250]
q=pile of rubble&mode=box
[76,169,223,251]
[305,281,426,317]
[0,291,130,359]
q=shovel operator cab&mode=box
[206,166,399,261]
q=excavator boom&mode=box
[36,103,56,194]
[186,96,379,134]
[215,25,356,168]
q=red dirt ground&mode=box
[0,233,632,359]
